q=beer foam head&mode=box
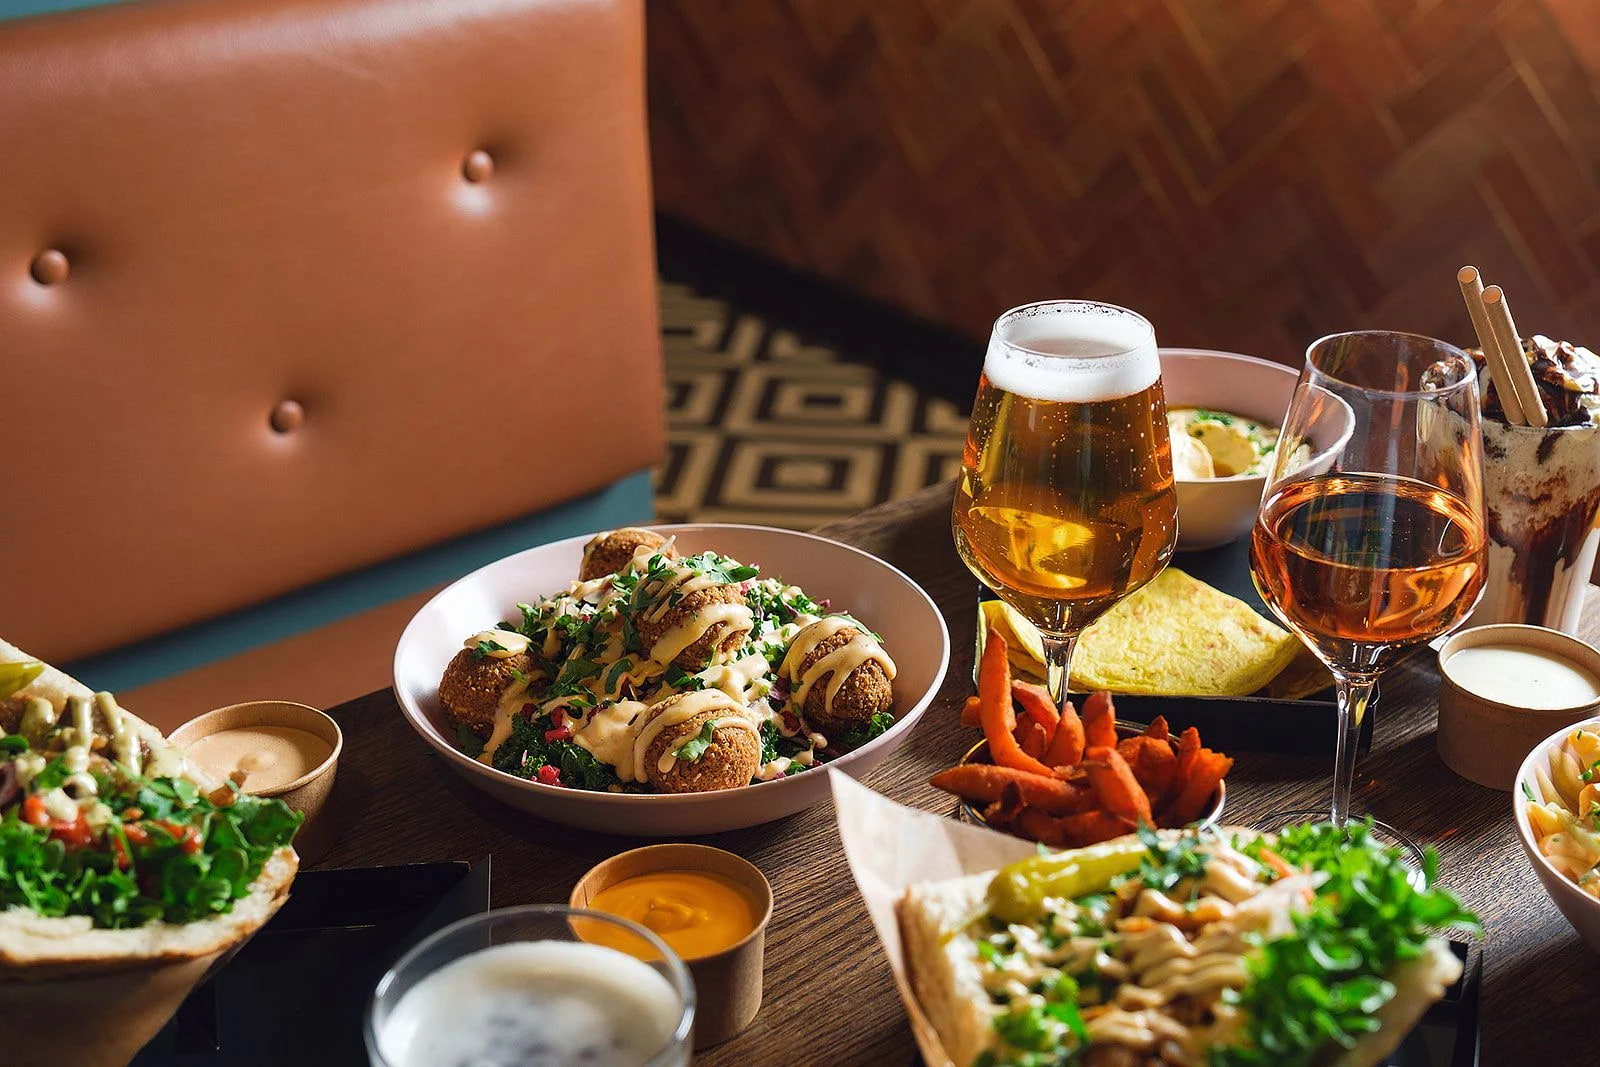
[984,301,1158,402]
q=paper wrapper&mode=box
[0,949,229,1067]
[830,770,1041,1067]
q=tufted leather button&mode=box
[269,399,305,434]
[463,149,495,183]
[30,249,69,286]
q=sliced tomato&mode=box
[49,811,93,848]
[21,794,48,828]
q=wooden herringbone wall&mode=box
[648,0,1600,366]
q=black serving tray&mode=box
[1392,940,1483,1067]
[976,535,1381,756]
[132,859,491,1066]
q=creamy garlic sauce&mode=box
[1444,643,1600,710]
[968,838,1296,1065]
[185,725,333,792]
[376,941,685,1067]
[654,715,758,775]
[647,601,754,668]
[462,629,530,658]
[476,673,536,766]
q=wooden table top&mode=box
[315,481,1593,1066]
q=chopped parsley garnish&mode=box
[759,721,780,764]
[664,665,706,692]
[985,974,1088,1064]
[603,658,635,693]
[674,721,719,763]
[1193,408,1235,425]
[470,638,508,660]
[1218,821,1479,1067]
[833,711,895,750]
[490,715,618,791]
[547,657,603,699]
[1114,823,1208,894]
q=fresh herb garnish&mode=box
[988,973,1088,1063]
[1194,409,1235,425]
[32,757,70,792]
[490,715,619,790]
[1117,823,1208,894]
[0,735,28,755]
[664,665,706,692]
[0,774,300,929]
[470,638,508,660]
[603,658,635,693]
[832,711,895,750]
[1217,822,1479,1067]
[674,721,719,763]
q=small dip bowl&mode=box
[571,844,773,1050]
[956,721,1226,836]
[1437,623,1600,790]
[169,700,343,863]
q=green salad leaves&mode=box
[1215,822,1479,1067]
[490,715,620,791]
[0,746,302,930]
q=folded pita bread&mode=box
[0,640,297,980]
[898,828,1462,1067]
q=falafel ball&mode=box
[795,625,894,735]
[636,583,751,669]
[643,698,762,793]
[438,648,535,737]
[580,527,674,582]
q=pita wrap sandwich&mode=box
[0,640,301,980]
[898,822,1475,1067]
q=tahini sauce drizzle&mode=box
[571,690,756,782]
[780,617,897,717]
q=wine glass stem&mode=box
[1331,675,1375,827]
[1040,633,1081,711]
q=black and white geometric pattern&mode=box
[655,280,970,529]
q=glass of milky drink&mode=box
[366,905,695,1067]
[1467,336,1600,634]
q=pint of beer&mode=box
[953,301,1177,639]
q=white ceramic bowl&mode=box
[393,524,950,835]
[1513,713,1600,953]
[1160,348,1353,550]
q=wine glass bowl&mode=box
[1249,331,1487,829]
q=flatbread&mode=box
[0,848,297,980]
[1071,569,1303,696]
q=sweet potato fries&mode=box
[931,628,1233,848]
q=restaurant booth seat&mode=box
[0,0,664,732]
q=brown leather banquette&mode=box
[0,0,663,721]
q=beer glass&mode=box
[953,300,1178,707]
[1251,331,1486,837]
